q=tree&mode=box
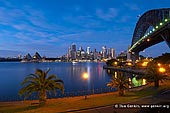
[107,72,130,96]
[154,53,170,64]
[144,60,168,88]
[19,69,64,106]
[106,59,119,66]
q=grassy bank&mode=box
[0,81,170,113]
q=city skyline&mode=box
[0,0,170,57]
[66,43,116,61]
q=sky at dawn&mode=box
[0,0,170,57]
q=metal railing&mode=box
[0,87,116,102]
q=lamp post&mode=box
[159,67,166,73]
[83,72,88,100]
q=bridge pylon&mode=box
[131,52,139,66]
[160,29,170,48]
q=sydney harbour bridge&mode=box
[129,8,170,63]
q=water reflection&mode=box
[0,62,110,97]
[107,70,147,87]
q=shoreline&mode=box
[0,84,150,104]
[0,82,170,113]
[0,84,153,113]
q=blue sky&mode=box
[0,0,170,57]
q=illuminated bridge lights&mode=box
[156,26,159,29]
[147,38,150,42]
[160,22,163,26]
[129,17,170,52]
[152,28,155,31]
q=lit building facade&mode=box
[111,48,116,58]
[102,46,107,58]
[71,43,76,60]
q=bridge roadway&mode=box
[103,65,146,75]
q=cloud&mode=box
[0,1,134,57]
[123,3,140,11]
[63,14,105,31]
[0,4,69,44]
[0,2,132,57]
[96,8,118,21]
[117,15,132,23]
[0,50,24,57]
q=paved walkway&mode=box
[66,90,170,113]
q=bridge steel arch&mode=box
[130,8,170,63]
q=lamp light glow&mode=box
[83,73,89,79]
[159,67,166,73]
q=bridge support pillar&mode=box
[160,34,170,48]
[131,52,139,66]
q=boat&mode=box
[72,61,79,64]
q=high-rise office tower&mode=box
[79,45,83,51]
[71,43,76,60]
[87,47,90,55]
[93,48,98,60]
[107,48,111,58]
[111,48,116,58]
[102,46,107,58]
[71,43,76,52]
[67,46,71,59]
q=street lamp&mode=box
[157,63,161,67]
[142,61,148,67]
[114,61,118,65]
[82,72,89,99]
[159,67,166,73]
[83,73,88,80]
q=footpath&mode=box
[64,90,170,113]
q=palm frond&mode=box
[45,68,51,76]
[19,68,64,102]
[55,79,64,84]
[46,74,56,81]
[107,74,129,90]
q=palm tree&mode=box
[19,68,64,106]
[144,60,168,88]
[107,72,130,96]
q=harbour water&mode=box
[0,62,112,100]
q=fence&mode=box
[0,87,116,102]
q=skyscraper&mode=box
[107,48,111,58]
[79,46,83,51]
[111,48,116,58]
[71,43,76,52]
[67,46,71,59]
[102,46,107,58]
[71,43,76,60]
[87,47,90,55]
[93,48,98,60]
